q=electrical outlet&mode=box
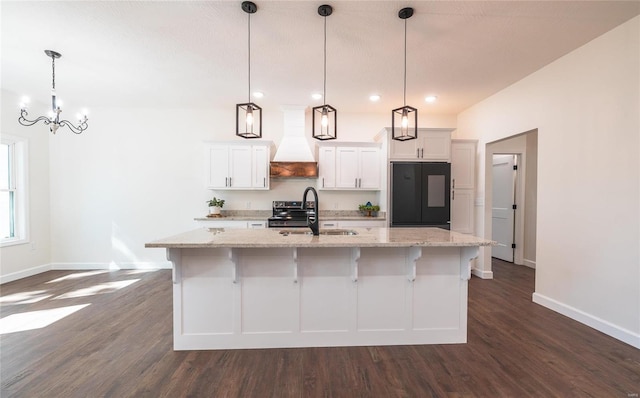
[31,241,37,251]
[334,202,339,209]
[246,201,251,209]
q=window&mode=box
[1,135,28,246]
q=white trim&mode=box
[0,262,172,284]
[50,262,172,270]
[472,268,493,279]
[532,292,640,349]
[0,135,29,247]
[0,263,51,284]
[523,259,536,269]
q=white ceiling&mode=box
[2,1,639,116]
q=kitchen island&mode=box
[146,227,492,350]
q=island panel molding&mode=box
[147,227,492,350]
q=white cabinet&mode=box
[450,140,477,234]
[205,141,271,190]
[317,143,381,190]
[320,219,387,228]
[318,146,336,189]
[389,129,452,162]
[196,219,266,229]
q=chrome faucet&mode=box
[302,186,319,236]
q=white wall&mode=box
[0,89,51,282]
[457,17,639,347]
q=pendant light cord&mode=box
[403,17,407,107]
[323,15,327,106]
[248,12,251,102]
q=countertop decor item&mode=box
[358,202,380,217]
[18,50,89,135]
[206,197,225,215]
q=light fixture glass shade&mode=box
[312,104,337,140]
[392,105,417,141]
[236,102,262,138]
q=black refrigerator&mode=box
[391,162,451,228]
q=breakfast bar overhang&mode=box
[146,227,493,351]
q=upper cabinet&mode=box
[451,140,476,190]
[387,129,452,162]
[205,141,271,190]
[317,142,381,190]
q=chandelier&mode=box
[18,50,88,135]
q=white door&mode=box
[492,155,516,262]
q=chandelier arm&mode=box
[18,110,52,127]
[58,119,88,135]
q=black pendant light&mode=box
[392,7,417,141]
[312,4,337,141]
[236,1,262,139]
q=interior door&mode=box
[492,155,516,262]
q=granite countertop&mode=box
[146,227,493,249]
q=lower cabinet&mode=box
[195,220,266,229]
[321,220,387,228]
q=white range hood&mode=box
[270,106,318,178]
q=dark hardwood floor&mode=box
[1,260,638,397]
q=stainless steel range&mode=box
[267,201,314,228]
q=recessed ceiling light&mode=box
[253,91,264,98]
[369,94,381,102]
[425,95,438,103]
[311,93,323,100]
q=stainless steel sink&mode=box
[279,229,358,236]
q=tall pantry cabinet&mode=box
[450,140,477,234]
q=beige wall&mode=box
[457,17,639,346]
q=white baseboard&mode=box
[471,268,494,279]
[532,292,640,349]
[1,262,172,284]
[523,259,536,269]
[0,263,52,284]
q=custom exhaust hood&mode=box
[270,106,318,178]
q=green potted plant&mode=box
[206,197,225,216]
[358,202,380,217]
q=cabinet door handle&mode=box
[263,177,266,187]
[452,179,455,189]
[355,178,358,188]
[324,223,335,227]
[452,190,455,200]
[225,177,228,187]
[421,148,424,158]
[359,178,362,188]
[322,178,325,188]
[416,148,419,158]
[229,177,232,187]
